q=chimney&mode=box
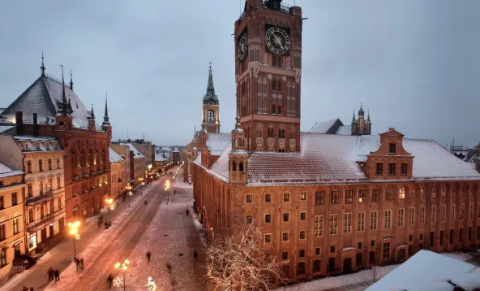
[33,113,39,136]
[15,111,23,135]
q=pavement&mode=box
[2,166,205,291]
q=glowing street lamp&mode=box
[125,184,133,207]
[105,198,113,225]
[67,221,81,258]
[114,259,130,291]
[145,276,157,291]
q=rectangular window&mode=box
[468,227,472,241]
[451,205,456,221]
[300,212,306,221]
[299,249,305,257]
[330,191,339,204]
[344,213,352,233]
[459,229,463,242]
[388,163,396,176]
[282,265,289,277]
[245,194,253,203]
[345,190,353,204]
[450,229,454,244]
[358,212,365,232]
[282,252,288,260]
[57,177,61,189]
[314,215,323,237]
[0,196,3,209]
[371,240,375,247]
[13,219,19,234]
[421,206,426,224]
[300,192,307,201]
[384,210,392,229]
[440,230,444,245]
[315,191,324,206]
[283,192,290,202]
[389,143,396,154]
[441,205,446,222]
[383,242,390,259]
[358,190,366,203]
[265,214,271,223]
[469,203,474,220]
[430,232,434,247]
[315,247,321,255]
[329,214,338,235]
[441,186,446,197]
[282,232,289,242]
[372,189,379,202]
[401,163,408,175]
[376,164,383,175]
[47,179,52,192]
[283,213,289,222]
[11,192,17,206]
[0,249,5,267]
[264,234,272,244]
[299,231,306,240]
[370,211,378,231]
[0,224,5,241]
[28,184,33,197]
[409,207,415,226]
[460,204,465,220]
[398,208,404,227]
[330,245,336,253]
[265,193,271,203]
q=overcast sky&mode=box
[1,0,479,148]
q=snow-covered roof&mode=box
[206,133,230,155]
[336,125,351,135]
[310,119,339,134]
[13,135,62,152]
[194,132,480,186]
[155,153,167,162]
[158,147,171,152]
[1,75,102,130]
[120,143,145,159]
[310,119,354,136]
[109,147,124,163]
[0,161,23,178]
[365,250,479,291]
[0,125,14,133]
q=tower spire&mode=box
[69,69,74,90]
[103,93,110,124]
[352,108,356,122]
[203,63,219,105]
[90,104,95,119]
[367,109,371,122]
[57,65,70,116]
[40,51,46,77]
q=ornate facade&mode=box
[192,0,480,284]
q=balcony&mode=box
[26,192,54,205]
[27,213,55,232]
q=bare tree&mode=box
[365,266,381,284]
[204,217,284,291]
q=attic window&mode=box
[24,142,29,150]
[389,143,396,154]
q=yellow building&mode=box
[0,161,25,280]
[109,147,126,198]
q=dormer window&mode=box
[24,142,29,150]
[389,143,396,154]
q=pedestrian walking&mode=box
[54,269,60,281]
[80,258,84,270]
[47,266,54,281]
[186,209,189,216]
[174,190,176,195]
[75,258,80,270]
[146,251,151,262]
[194,249,198,260]
[107,274,113,290]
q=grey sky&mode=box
[0,0,479,147]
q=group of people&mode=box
[47,266,60,282]
[74,257,85,270]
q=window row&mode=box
[26,158,62,173]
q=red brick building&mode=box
[0,58,112,223]
[192,0,480,283]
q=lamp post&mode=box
[105,198,113,225]
[114,259,130,291]
[67,221,81,258]
[125,184,132,207]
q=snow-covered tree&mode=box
[204,217,284,291]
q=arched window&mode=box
[239,162,244,172]
[268,127,274,138]
[232,161,237,172]
[256,129,263,138]
[289,130,295,139]
[397,249,406,261]
[277,105,282,115]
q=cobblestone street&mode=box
[2,166,205,291]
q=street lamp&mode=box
[67,221,81,258]
[105,198,113,226]
[125,184,132,207]
[145,276,157,291]
[114,259,130,291]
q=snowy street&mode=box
[2,166,205,291]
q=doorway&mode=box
[343,258,353,274]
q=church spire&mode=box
[352,108,356,122]
[102,93,110,124]
[90,104,95,119]
[69,70,74,90]
[57,65,70,116]
[40,51,46,77]
[203,63,219,105]
[367,109,371,122]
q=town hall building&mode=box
[192,0,480,284]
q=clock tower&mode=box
[202,64,220,134]
[234,0,302,152]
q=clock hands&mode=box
[273,33,284,50]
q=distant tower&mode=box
[201,64,220,133]
[351,105,371,135]
[101,93,112,137]
[229,118,248,184]
[55,65,73,130]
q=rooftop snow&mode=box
[310,119,339,134]
[120,143,145,159]
[365,250,477,291]
[0,161,23,178]
[0,125,14,133]
[155,153,167,162]
[109,147,124,163]
[206,133,230,155]
[14,135,62,152]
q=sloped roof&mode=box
[206,133,230,155]
[120,143,145,159]
[155,153,167,162]
[195,132,480,186]
[1,75,101,130]
[309,119,339,134]
[0,125,14,133]
[109,147,124,163]
[14,135,62,152]
[336,125,351,135]
[365,250,479,291]
[0,161,23,178]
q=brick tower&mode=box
[234,0,303,152]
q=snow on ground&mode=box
[279,251,478,291]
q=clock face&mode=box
[265,26,290,55]
[238,32,247,61]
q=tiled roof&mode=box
[120,143,145,159]
[109,147,124,163]
[0,162,23,178]
[1,75,102,130]
[195,132,480,186]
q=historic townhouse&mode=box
[0,135,66,255]
[192,0,480,283]
[0,162,25,281]
[120,143,146,186]
[0,56,112,222]
[109,147,126,198]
